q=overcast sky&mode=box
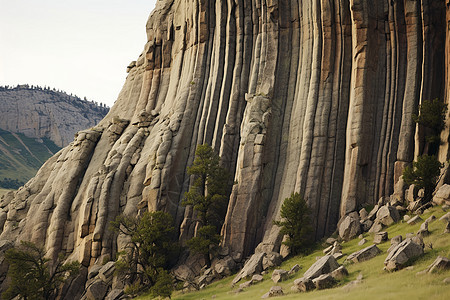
[0,0,157,107]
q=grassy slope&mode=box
[0,129,60,188]
[160,207,450,300]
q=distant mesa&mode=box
[0,84,109,189]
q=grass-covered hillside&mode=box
[0,128,60,189]
[158,206,450,300]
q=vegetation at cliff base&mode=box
[403,155,443,202]
[274,192,313,255]
[3,241,80,300]
[110,211,180,298]
[182,144,232,266]
[146,206,450,300]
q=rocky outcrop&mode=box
[0,85,108,147]
[0,0,448,296]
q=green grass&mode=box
[140,207,450,300]
[0,129,60,188]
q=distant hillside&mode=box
[0,85,109,189]
[0,85,109,147]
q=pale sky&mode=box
[0,0,157,107]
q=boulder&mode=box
[85,281,108,300]
[330,265,348,280]
[333,252,344,260]
[358,238,367,246]
[239,280,253,289]
[373,231,388,244]
[262,252,282,270]
[368,219,384,233]
[252,274,264,283]
[407,215,422,225]
[445,222,450,233]
[292,277,315,292]
[303,255,340,280]
[271,269,288,283]
[338,213,361,241]
[361,219,374,232]
[215,256,236,276]
[403,215,411,222]
[325,237,337,245]
[391,235,403,245]
[261,286,283,298]
[346,245,382,263]
[288,264,301,276]
[416,221,430,238]
[433,184,450,205]
[439,212,450,222]
[367,205,379,221]
[424,215,436,224]
[323,245,333,254]
[105,289,124,300]
[312,274,336,290]
[384,238,424,271]
[376,206,400,226]
[232,252,265,285]
[423,256,450,273]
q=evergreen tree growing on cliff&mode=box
[182,144,231,266]
[3,241,80,300]
[412,98,447,155]
[403,155,443,203]
[110,211,179,297]
[274,193,313,255]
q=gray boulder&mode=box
[262,252,282,270]
[423,256,450,273]
[271,269,288,283]
[384,238,424,271]
[417,221,430,238]
[288,264,301,276]
[358,238,367,246]
[445,221,450,233]
[312,274,336,290]
[303,255,340,280]
[391,235,403,245]
[376,206,400,226]
[330,265,348,280]
[339,212,361,241]
[232,252,265,285]
[368,219,384,233]
[292,277,315,292]
[261,286,283,298]
[373,231,388,244]
[407,215,422,225]
[346,244,381,263]
[215,256,236,276]
[433,184,450,205]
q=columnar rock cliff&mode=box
[0,0,448,291]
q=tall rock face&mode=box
[0,85,109,147]
[0,0,448,289]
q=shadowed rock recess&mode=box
[0,0,449,291]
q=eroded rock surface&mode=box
[0,0,448,296]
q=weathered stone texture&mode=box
[0,0,448,295]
